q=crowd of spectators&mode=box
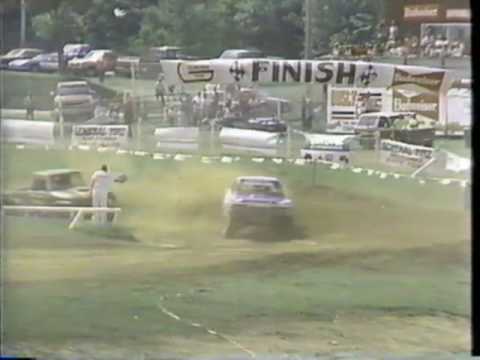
[331,20,468,59]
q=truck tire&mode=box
[223,218,240,239]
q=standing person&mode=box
[123,93,135,138]
[24,94,34,120]
[389,20,398,44]
[192,92,202,126]
[155,78,165,107]
[98,62,105,83]
[201,91,208,120]
[301,96,307,130]
[89,164,114,224]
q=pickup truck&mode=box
[52,81,96,122]
[2,169,122,221]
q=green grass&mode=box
[2,143,470,356]
[435,138,471,158]
[0,71,118,111]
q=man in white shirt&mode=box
[90,164,115,224]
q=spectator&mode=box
[409,36,419,55]
[201,91,208,119]
[98,62,105,83]
[388,20,398,43]
[181,94,194,126]
[209,88,220,119]
[420,33,430,56]
[376,20,387,42]
[193,92,202,126]
[24,94,34,120]
[155,78,166,106]
[123,93,135,138]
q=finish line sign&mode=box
[161,59,450,89]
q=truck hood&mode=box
[56,94,93,104]
[231,193,292,207]
[50,187,91,199]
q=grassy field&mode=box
[0,71,118,111]
[2,146,470,358]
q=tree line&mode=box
[13,0,385,58]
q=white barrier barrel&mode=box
[155,127,199,151]
[1,119,56,145]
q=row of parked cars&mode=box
[0,44,118,75]
[0,44,276,77]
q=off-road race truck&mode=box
[222,176,294,238]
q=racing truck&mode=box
[222,176,294,238]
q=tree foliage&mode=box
[31,1,85,69]
[28,0,384,58]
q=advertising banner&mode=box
[1,120,55,145]
[404,4,439,20]
[71,125,128,147]
[301,134,360,163]
[392,67,447,123]
[380,139,434,168]
[161,59,449,89]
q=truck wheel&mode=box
[223,219,239,239]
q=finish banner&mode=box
[161,59,450,89]
[71,125,128,147]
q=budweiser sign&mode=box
[446,9,471,20]
[404,4,439,19]
[392,68,445,92]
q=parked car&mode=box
[354,112,435,148]
[2,169,118,221]
[115,55,140,77]
[8,52,58,72]
[219,116,287,133]
[219,49,266,59]
[222,176,294,238]
[0,48,44,69]
[52,81,96,121]
[138,46,200,79]
[68,49,117,76]
[63,43,92,63]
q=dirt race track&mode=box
[1,146,471,359]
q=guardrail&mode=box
[2,206,122,230]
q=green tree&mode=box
[82,0,155,52]
[231,0,304,57]
[310,0,384,55]
[31,1,85,70]
[133,0,222,57]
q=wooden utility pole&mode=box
[304,0,313,60]
[20,0,26,47]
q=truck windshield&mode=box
[58,86,90,96]
[50,173,85,190]
[237,181,283,196]
[358,116,378,127]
